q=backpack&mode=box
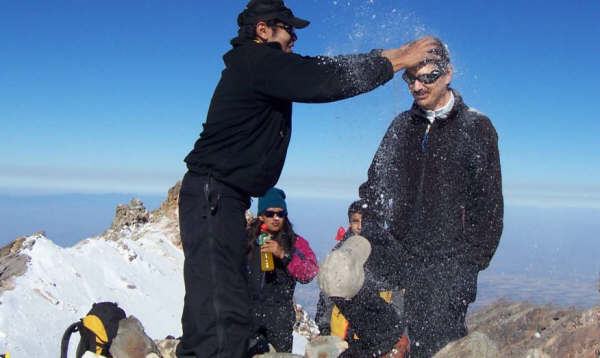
[60,302,126,358]
[330,290,397,341]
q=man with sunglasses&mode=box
[177,0,440,357]
[328,38,503,357]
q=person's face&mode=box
[349,213,362,235]
[404,63,453,111]
[259,207,287,233]
[256,21,296,53]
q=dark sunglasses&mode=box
[263,210,287,218]
[402,69,445,85]
[272,24,297,41]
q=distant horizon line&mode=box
[1,188,599,211]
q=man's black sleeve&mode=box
[356,117,408,284]
[358,116,403,238]
[464,116,504,270]
[253,50,394,103]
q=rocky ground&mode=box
[434,300,600,358]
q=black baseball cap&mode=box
[237,0,310,29]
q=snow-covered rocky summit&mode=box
[0,182,321,358]
[101,181,182,247]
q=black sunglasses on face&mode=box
[272,24,297,41]
[263,210,287,218]
[402,69,445,85]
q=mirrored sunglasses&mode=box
[263,210,287,218]
[402,69,445,85]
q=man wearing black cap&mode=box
[177,1,438,357]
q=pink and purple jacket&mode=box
[286,235,319,283]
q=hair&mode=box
[428,37,451,72]
[247,216,297,258]
[347,200,364,221]
[234,19,282,43]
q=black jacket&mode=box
[185,40,393,196]
[360,90,503,277]
[246,232,318,352]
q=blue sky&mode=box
[1,0,599,208]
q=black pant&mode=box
[401,262,477,358]
[176,172,251,358]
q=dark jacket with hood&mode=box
[247,232,318,351]
[184,39,393,197]
[360,90,503,284]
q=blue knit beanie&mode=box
[258,187,287,215]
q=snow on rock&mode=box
[0,237,31,294]
[294,302,319,341]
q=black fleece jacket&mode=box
[184,40,393,197]
[360,90,503,278]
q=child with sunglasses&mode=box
[246,187,318,354]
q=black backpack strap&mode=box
[60,321,81,358]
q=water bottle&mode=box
[259,223,275,271]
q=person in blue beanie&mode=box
[246,188,318,354]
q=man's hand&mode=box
[382,37,440,72]
[261,239,285,259]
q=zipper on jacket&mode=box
[413,122,432,241]
[413,123,430,230]
[421,123,431,153]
